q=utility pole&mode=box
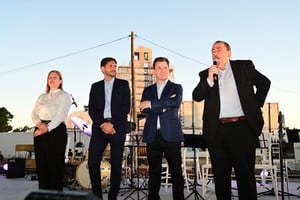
[130,31,137,131]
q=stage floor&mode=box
[1,174,299,200]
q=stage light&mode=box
[71,116,92,136]
[2,162,8,173]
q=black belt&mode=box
[219,116,246,124]
[41,120,51,124]
[104,118,112,122]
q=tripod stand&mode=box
[64,126,81,190]
[183,101,206,200]
[123,133,148,200]
[277,112,300,199]
[184,134,206,200]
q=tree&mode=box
[13,126,34,132]
[0,107,14,132]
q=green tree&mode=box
[13,126,34,132]
[0,107,13,132]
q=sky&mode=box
[0,1,299,130]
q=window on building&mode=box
[134,52,140,60]
[144,52,149,61]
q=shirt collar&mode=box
[156,79,168,88]
[49,89,61,94]
[104,77,115,84]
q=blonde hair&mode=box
[46,70,63,93]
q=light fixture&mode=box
[2,162,8,174]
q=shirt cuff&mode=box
[207,78,214,87]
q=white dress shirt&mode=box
[104,78,115,119]
[31,89,72,131]
[156,80,168,129]
[207,62,244,118]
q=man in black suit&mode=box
[193,41,270,200]
[88,57,131,200]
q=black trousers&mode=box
[88,131,126,200]
[34,123,67,191]
[208,120,257,200]
[147,133,184,200]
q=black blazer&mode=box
[88,78,131,135]
[192,60,271,142]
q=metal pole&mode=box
[268,103,271,133]
[278,111,285,200]
[130,31,137,131]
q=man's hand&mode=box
[208,64,219,82]
[138,100,151,112]
[100,122,116,135]
[170,94,176,98]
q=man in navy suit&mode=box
[193,41,271,200]
[139,57,184,200]
[88,57,130,200]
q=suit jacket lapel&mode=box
[230,60,242,94]
[99,80,105,102]
[160,80,171,98]
[111,78,118,99]
[150,83,158,99]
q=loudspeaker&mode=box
[25,190,99,200]
[184,134,206,150]
[6,158,25,178]
[286,129,300,143]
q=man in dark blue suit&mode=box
[193,41,271,200]
[139,57,184,200]
[88,57,130,200]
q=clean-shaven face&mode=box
[211,42,231,67]
[153,61,169,82]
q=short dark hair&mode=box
[153,57,169,68]
[214,40,231,51]
[100,57,117,67]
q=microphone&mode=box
[213,60,218,81]
[70,94,78,107]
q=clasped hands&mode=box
[100,122,116,135]
[34,122,49,137]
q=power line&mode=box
[136,34,209,67]
[272,87,300,95]
[0,35,130,75]
[1,33,208,76]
